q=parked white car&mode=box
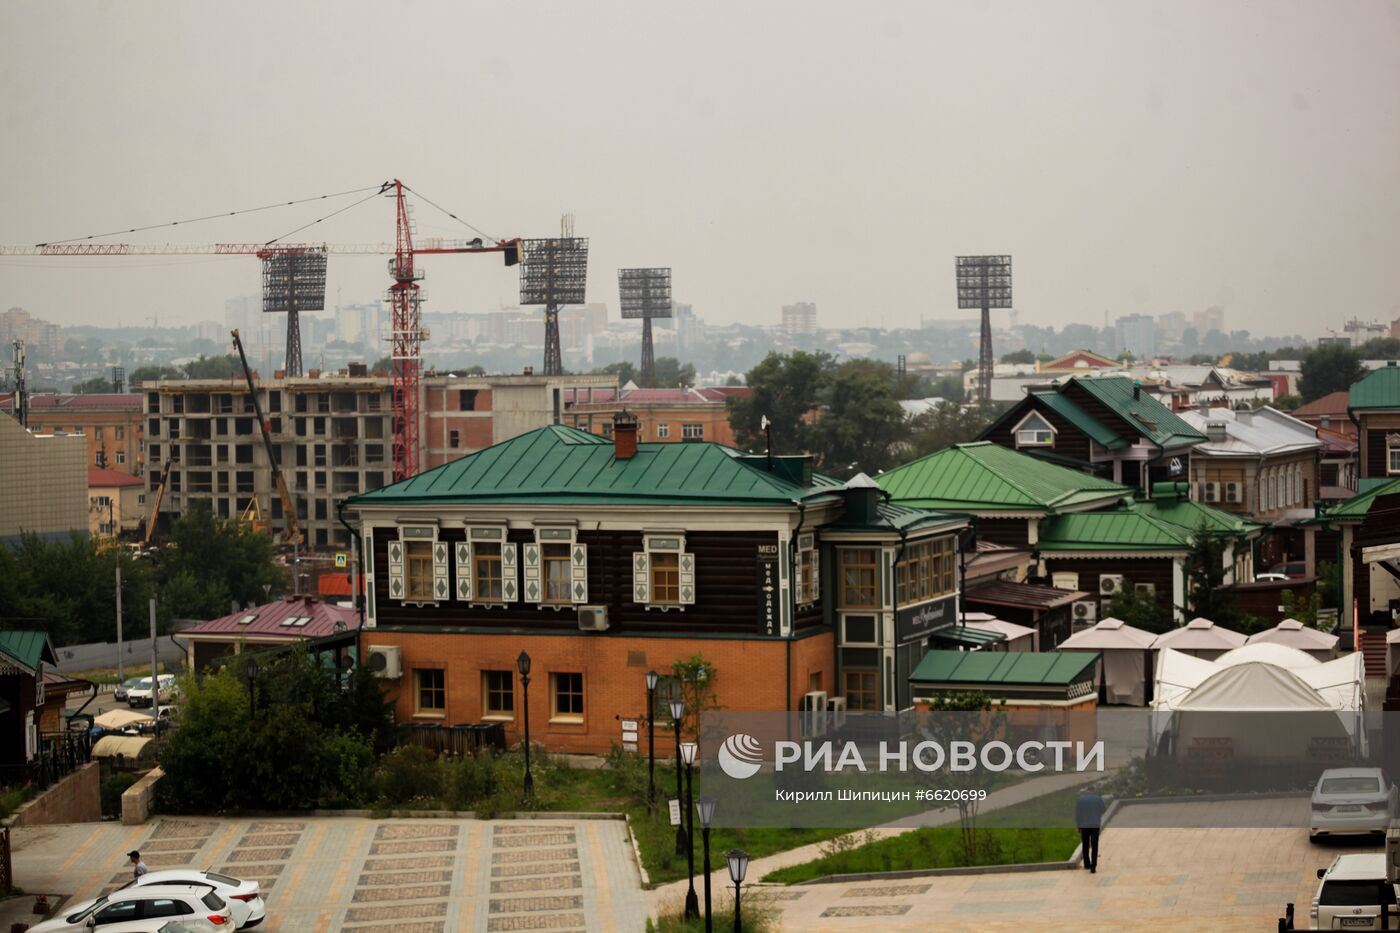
[95,920,219,933]
[1312,853,1399,930]
[1310,767,1397,839]
[27,884,232,931]
[119,870,264,929]
[127,675,178,709]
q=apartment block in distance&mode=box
[0,415,87,545]
[0,393,145,476]
[143,369,616,549]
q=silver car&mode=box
[1310,768,1397,840]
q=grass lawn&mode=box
[761,784,1087,884]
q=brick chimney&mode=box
[613,410,640,459]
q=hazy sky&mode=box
[2,0,1398,336]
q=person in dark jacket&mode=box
[1075,785,1106,873]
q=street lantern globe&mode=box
[726,849,749,884]
[245,658,258,679]
[696,794,717,829]
[669,698,685,722]
[516,651,532,677]
[645,669,659,691]
[680,741,698,766]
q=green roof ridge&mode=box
[878,442,1128,513]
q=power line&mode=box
[401,184,498,244]
[263,188,387,246]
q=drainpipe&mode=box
[336,499,366,666]
[787,501,806,721]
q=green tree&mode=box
[129,364,182,385]
[72,376,116,394]
[1183,523,1248,630]
[0,534,155,646]
[999,349,1036,365]
[812,359,908,475]
[916,692,1006,860]
[599,361,638,386]
[371,356,394,373]
[181,355,244,379]
[903,403,997,462]
[727,350,833,453]
[652,357,696,389]
[154,504,286,622]
[1299,344,1366,402]
[1103,586,1173,634]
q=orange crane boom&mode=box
[230,328,301,545]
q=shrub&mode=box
[372,745,444,806]
[100,773,137,818]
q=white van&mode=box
[1312,853,1399,930]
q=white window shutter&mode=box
[679,552,696,605]
[365,529,377,627]
[571,543,588,604]
[432,540,450,602]
[812,547,820,601]
[522,543,542,603]
[24,712,35,761]
[792,550,803,601]
[387,538,405,602]
[633,551,649,604]
[455,541,473,601]
[501,543,519,602]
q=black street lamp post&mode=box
[726,849,749,933]
[669,698,686,855]
[681,741,699,920]
[645,669,658,811]
[245,657,258,718]
[517,651,534,798]
[696,795,716,933]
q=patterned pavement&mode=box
[13,815,648,932]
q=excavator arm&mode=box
[230,329,302,545]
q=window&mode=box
[1013,411,1054,447]
[681,423,703,440]
[95,426,103,440]
[406,541,434,601]
[116,451,126,464]
[840,548,879,608]
[844,670,879,711]
[449,429,460,449]
[656,423,670,439]
[482,670,514,718]
[551,672,584,721]
[138,494,146,505]
[474,543,504,600]
[1390,436,1400,475]
[459,389,478,410]
[94,900,141,924]
[116,427,124,440]
[798,544,817,604]
[415,668,445,714]
[652,675,683,720]
[896,537,955,604]
[542,543,572,604]
[651,552,680,604]
[843,615,878,645]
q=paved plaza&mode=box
[12,803,1375,931]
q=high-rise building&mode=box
[1115,313,1156,359]
[781,302,818,336]
[1192,306,1225,336]
[0,307,64,358]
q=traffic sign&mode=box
[335,553,347,568]
[668,799,681,827]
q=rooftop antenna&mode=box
[618,268,673,387]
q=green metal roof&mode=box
[878,442,1129,514]
[1030,391,1128,450]
[0,631,55,672]
[1067,377,1207,448]
[1348,362,1400,412]
[910,649,1100,686]
[1320,476,1400,522]
[823,500,966,534]
[930,625,1007,648]
[1038,506,1193,551]
[1136,497,1264,538]
[348,424,846,508]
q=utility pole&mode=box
[115,565,124,681]
[149,598,160,723]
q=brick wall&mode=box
[9,761,100,826]
[364,630,836,754]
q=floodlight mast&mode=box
[955,255,1013,404]
[618,268,673,388]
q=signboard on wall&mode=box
[895,594,957,643]
[756,544,780,636]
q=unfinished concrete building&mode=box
[144,370,615,549]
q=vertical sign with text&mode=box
[756,544,780,636]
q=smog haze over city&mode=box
[2,0,1398,337]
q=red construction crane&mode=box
[0,180,521,481]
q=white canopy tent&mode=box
[1151,617,1248,660]
[1246,619,1338,662]
[1059,617,1157,705]
[964,617,1038,652]
[1151,647,1365,755]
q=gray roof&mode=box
[1179,406,1321,457]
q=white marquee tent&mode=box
[1384,627,1400,678]
[1059,617,1157,705]
[1151,617,1247,660]
[1246,619,1338,662]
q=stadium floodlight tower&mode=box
[520,236,589,376]
[618,268,673,388]
[956,255,1012,404]
[261,246,329,377]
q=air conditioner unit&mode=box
[1099,574,1124,596]
[827,696,848,732]
[1202,482,1219,503]
[1135,582,1156,594]
[577,605,610,632]
[1072,601,1097,623]
[366,645,401,679]
[1225,482,1241,503]
[800,690,828,737]
[1051,572,1080,592]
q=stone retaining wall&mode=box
[8,761,101,826]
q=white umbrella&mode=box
[1246,618,1339,662]
[1152,618,1247,659]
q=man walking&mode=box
[128,850,148,881]
[1075,785,1106,874]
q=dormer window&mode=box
[1014,411,1055,448]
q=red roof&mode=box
[20,393,143,412]
[317,573,365,597]
[88,467,144,488]
[1294,391,1350,420]
[181,596,355,640]
[565,386,749,407]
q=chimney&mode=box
[1321,415,1331,430]
[613,409,640,460]
[1132,382,1141,400]
[348,362,368,378]
[1198,398,1209,415]
[1206,421,1228,443]
[1234,408,1253,426]
[843,473,882,525]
